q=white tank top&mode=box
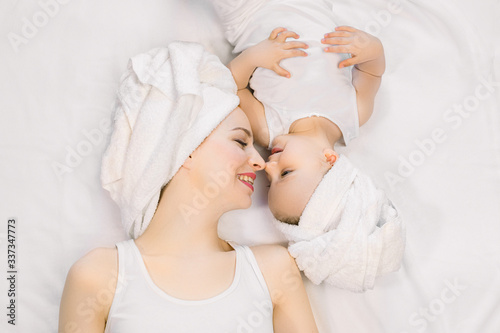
[212,0,359,148]
[104,240,274,333]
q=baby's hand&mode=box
[247,27,308,78]
[322,26,384,73]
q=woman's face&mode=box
[188,108,265,212]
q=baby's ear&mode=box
[323,149,339,166]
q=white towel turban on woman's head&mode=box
[273,155,406,292]
[101,41,239,239]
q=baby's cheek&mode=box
[267,187,280,209]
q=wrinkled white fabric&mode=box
[273,155,406,292]
[101,41,239,238]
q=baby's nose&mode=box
[264,160,276,174]
[263,162,275,183]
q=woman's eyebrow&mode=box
[231,127,252,138]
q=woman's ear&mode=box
[323,148,339,166]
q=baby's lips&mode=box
[271,147,283,155]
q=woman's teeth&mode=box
[237,175,254,185]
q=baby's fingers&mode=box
[324,31,351,38]
[324,45,351,53]
[283,49,308,59]
[321,37,350,45]
[283,41,309,50]
[269,27,287,40]
[335,26,357,32]
[276,30,300,42]
[338,57,360,69]
[273,64,291,78]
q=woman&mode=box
[58,42,318,332]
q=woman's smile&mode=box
[237,173,256,191]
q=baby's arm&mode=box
[227,27,308,147]
[322,26,385,126]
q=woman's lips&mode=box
[237,173,255,192]
[239,172,256,181]
[239,180,254,192]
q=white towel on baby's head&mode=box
[273,155,406,292]
[101,41,239,239]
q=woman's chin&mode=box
[233,183,255,208]
[238,198,252,210]
[242,198,253,209]
[230,195,252,211]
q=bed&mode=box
[1,0,499,332]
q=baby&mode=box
[224,5,384,223]
[213,0,405,292]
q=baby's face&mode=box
[265,134,331,222]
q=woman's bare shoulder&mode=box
[248,244,302,295]
[249,244,293,267]
[59,247,119,331]
[249,243,299,272]
[247,244,317,331]
[64,246,119,302]
[68,247,118,283]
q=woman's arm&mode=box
[322,26,386,126]
[251,245,319,333]
[227,27,308,147]
[59,248,117,333]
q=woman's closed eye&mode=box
[235,139,248,147]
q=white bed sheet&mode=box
[0,0,498,332]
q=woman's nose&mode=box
[249,149,265,171]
